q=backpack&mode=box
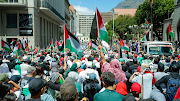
[166,76,180,101]
[84,82,99,101]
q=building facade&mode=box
[76,13,94,43]
[163,0,180,42]
[0,0,74,50]
[100,12,118,25]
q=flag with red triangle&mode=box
[64,24,82,54]
[168,23,175,39]
[1,40,12,52]
[144,19,149,25]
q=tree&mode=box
[106,14,136,40]
[134,0,174,40]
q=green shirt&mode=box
[94,89,124,101]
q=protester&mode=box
[94,72,124,101]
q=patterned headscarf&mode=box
[102,59,127,83]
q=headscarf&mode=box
[65,63,78,77]
[116,82,128,96]
[102,60,127,83]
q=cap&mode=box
[9,75,21,83]
[29,78,47,93]
[131,83,141,94]
[89,73,96,81]
[134,54,138,58]
[119,58,125,62]
[86,61,92,68]
[51,62,58,68]
[0,73,8,81]
[23,56,28,61]
[60,81,77,101]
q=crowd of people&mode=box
[1,45,180,101]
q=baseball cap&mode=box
[29,78,47,93]
[134,54,138,58]
[131,83,141,94]
[60,81,77,101]
[89,73,96,81]
[0,73,8,82]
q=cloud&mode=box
[78,1,82,4]
[74,5,94,15]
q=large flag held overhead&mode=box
[91,40,98,50]
[90,13,98,40]
[64,24,82,54]
[1,39,12,52]
[96,7,109,43]
[168,23,175,39]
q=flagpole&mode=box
[95,5,100,45]
[63,21,66,58]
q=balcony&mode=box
[0,0,27,7]
[39,0,66,23]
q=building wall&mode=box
[76,14,94,36]
[163,1,180,42]
[114,8,137,16]
[0,0,66,50]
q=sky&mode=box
[69,0,123,15]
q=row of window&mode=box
[79,38,89,40]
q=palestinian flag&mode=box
[102,47,107,54]
[90,13,98,40]
[91,40,98,50]
[144,19,149,25]
[1,40,12,52]
[119,39,125,47]
[13,42,21,56]
[56,40,61,49]
[168,23,175,39]
[64,24,82,54]
[142,30,149,41]
[96,7,109,43]
[10,39,16,45]
[122,44,129,51]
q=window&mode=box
[7,14,17,28]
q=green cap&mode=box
[0,73,8,82]
[119,58,125,62]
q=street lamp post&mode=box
[110,11,119,46]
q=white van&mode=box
[139,41,173,55]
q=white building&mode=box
[0,0,74,50]
[76,13,94,43]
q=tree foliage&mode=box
[106,14,137,40]
[134,0,174,33]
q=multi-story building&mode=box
[69,4,76,34]
[76,13,94,43]
[100,12,118,25]
[0,0,74,50]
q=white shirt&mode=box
[131,73,153,99]
[67,60,73,69]
[77,68,101,93]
